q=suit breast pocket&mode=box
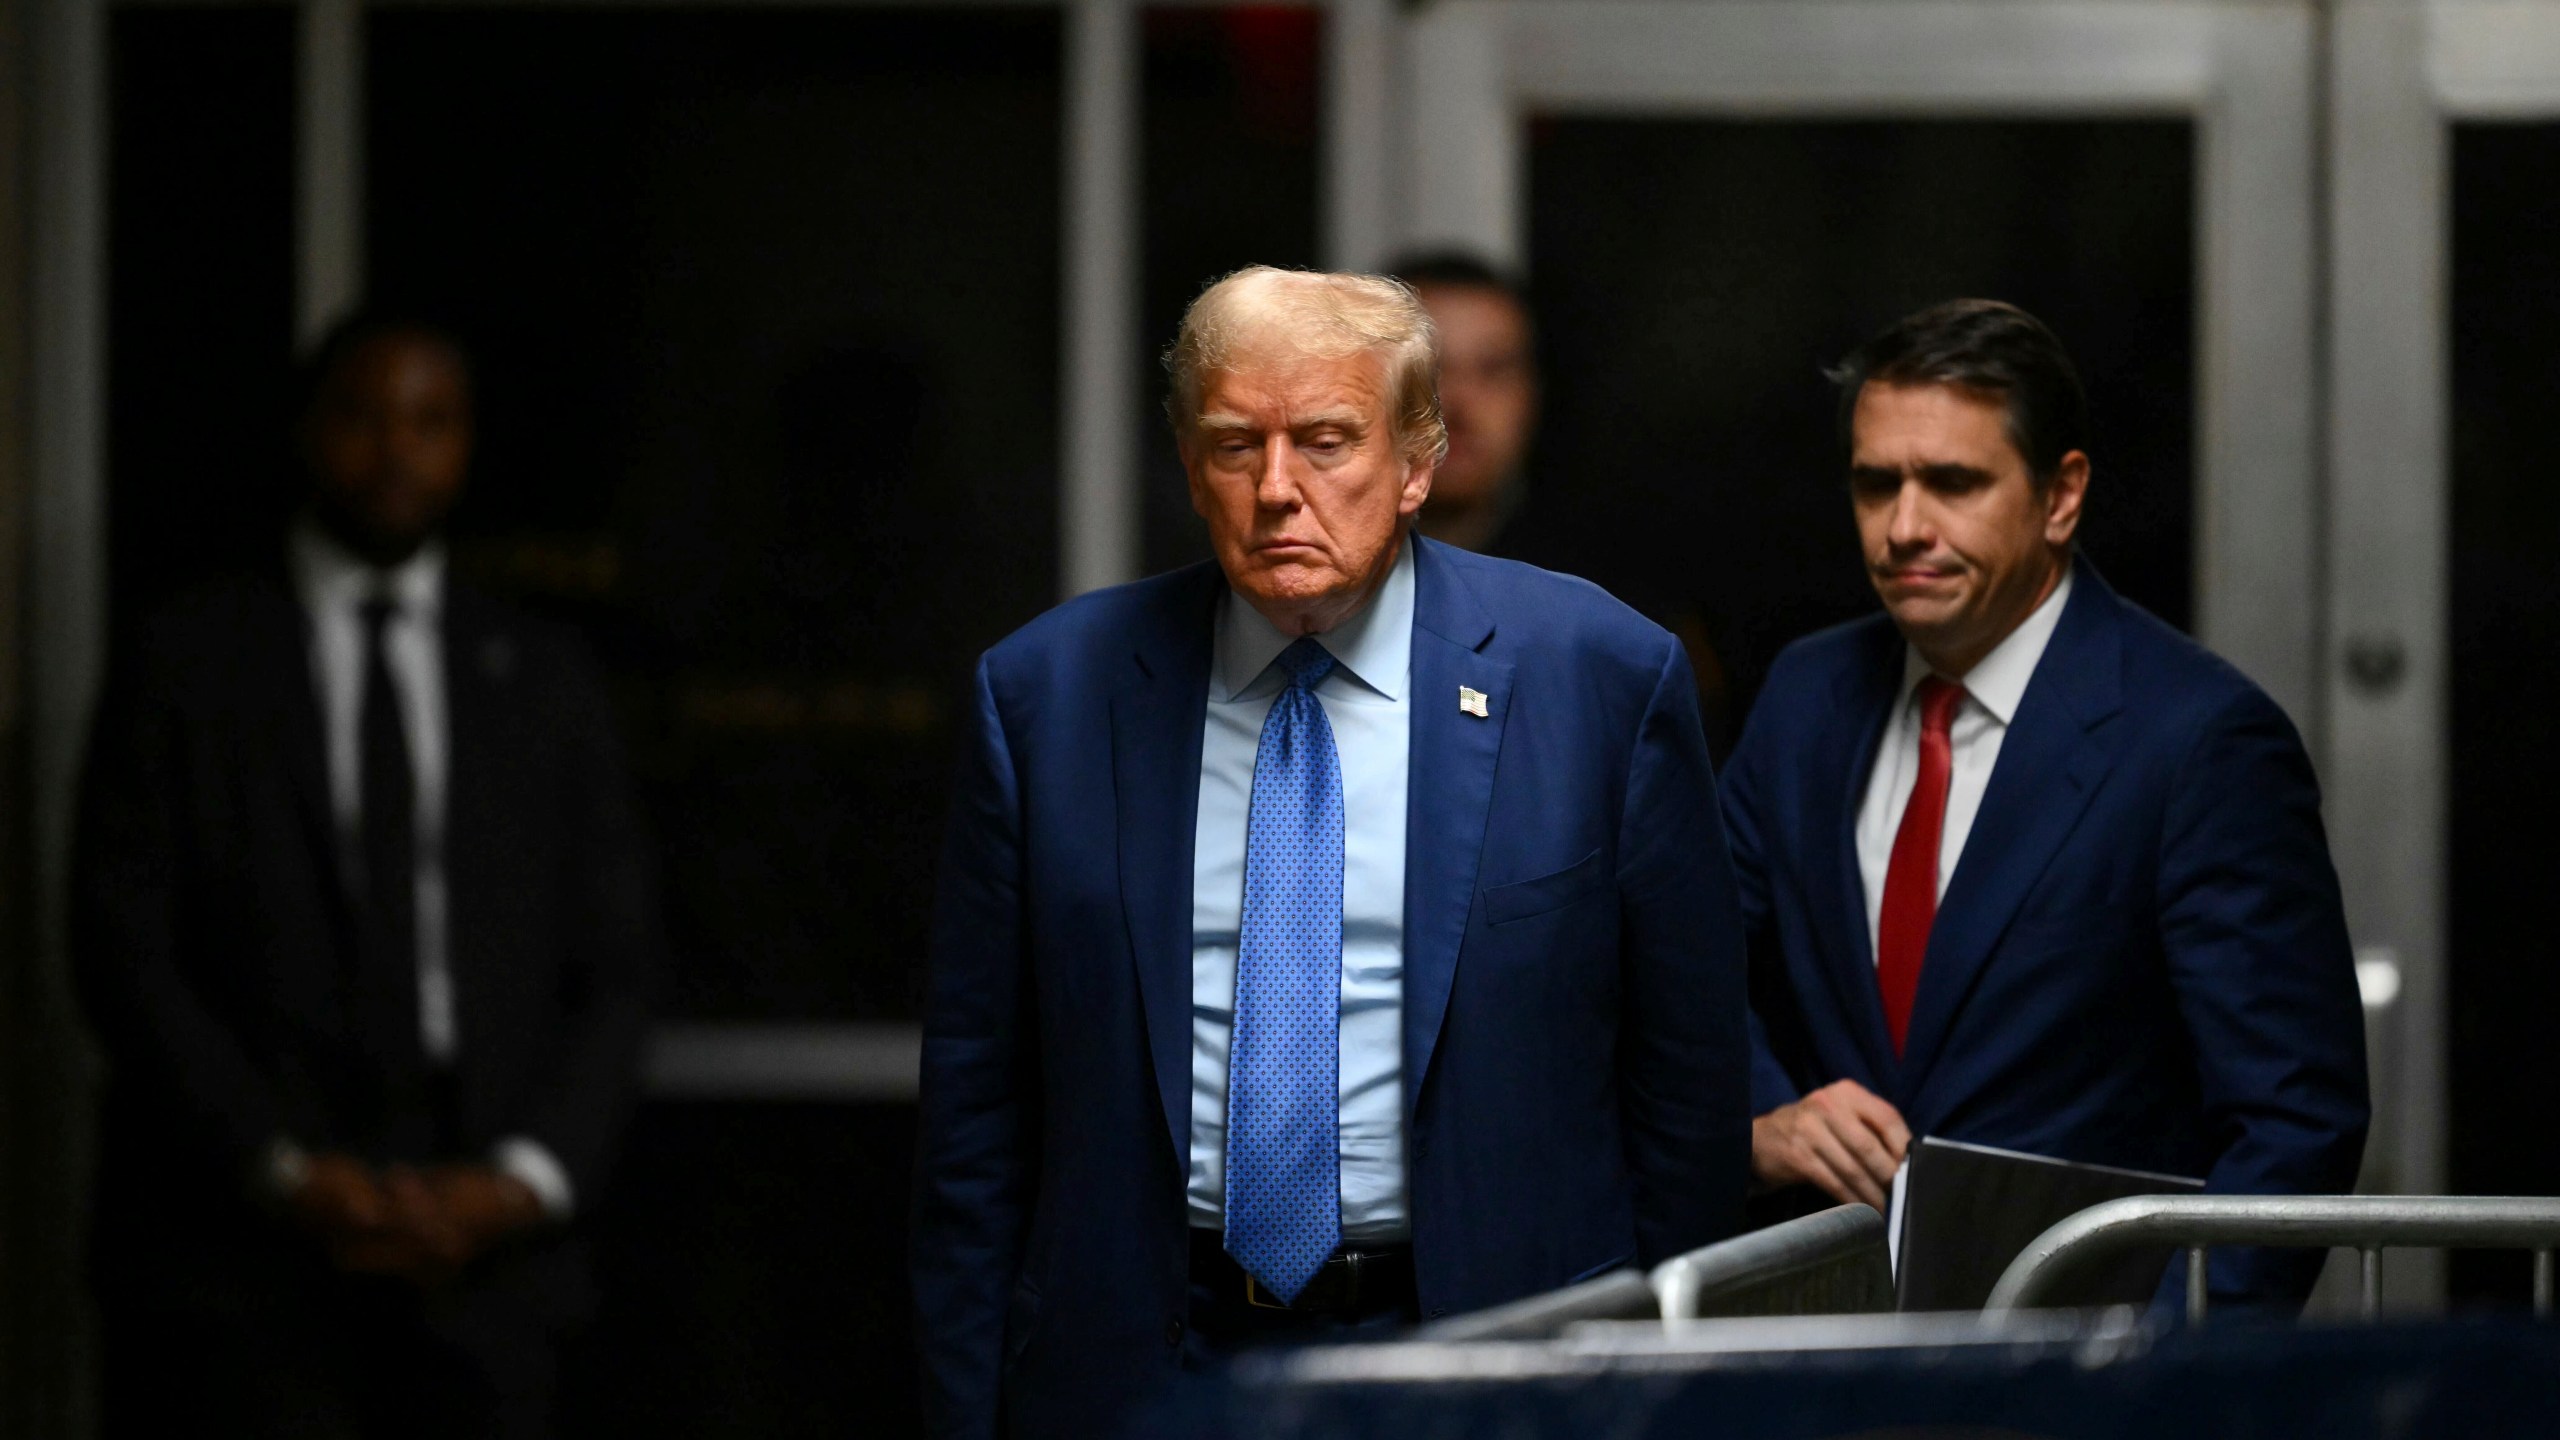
[1482,847,1610,927]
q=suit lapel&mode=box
[1111,566,1220,1166]
[1896,569,2125,1091]
[1400,540,1511,1114]
[439,582,511,1031]
[248,567,351,917]
[1810,628,1905,1086]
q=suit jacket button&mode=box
[1164,1318,1185,1347]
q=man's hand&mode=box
[420,1164,545,1265]
[1750,1079,1911,1211]
[284,1156,544,1286]
[285,1152,439,1279]
[285,1151,389,1237]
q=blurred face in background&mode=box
[1847,380,2086,676]
[1184,344,1432,638]
[1414,282,1537,522]
[303,331,474,566]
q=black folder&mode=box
[1889,1136,2204,1311]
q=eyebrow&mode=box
[1195,408,1370,436]
[1293,408,1368,433]
[1847,462,1997,486]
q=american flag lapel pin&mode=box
[1458,685,1489,718]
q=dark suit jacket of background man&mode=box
[914,536,1752,1439]
[73,560,656,1337]
[1722,563,2368,1309]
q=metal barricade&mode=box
[1984,1194,2560,1323]
[1415,1203,1895,1340]
[1652,1203,1893,1320]
[1415,1269,1658,1341]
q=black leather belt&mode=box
[1189,1229,1416,1316]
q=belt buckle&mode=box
[1246,1251,1358,1310]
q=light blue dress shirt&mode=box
[1189,537,1412,1243]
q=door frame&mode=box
[1395,0,2325,732]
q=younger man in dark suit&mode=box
[74,315,656,1436]
[1722,299,2367,1310]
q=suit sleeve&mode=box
[70,634,284,1173]
[912,656,1039,1440]
[2156,686,2371,1308]
[1615,636,1753,1263]
[1715,712,1805,1116]
[509,642,659,1204]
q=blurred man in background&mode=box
[1720,299,2367,1311]
[1391,252,1739,747]
[74,314,657,1437]
[1390,253,1539,554]
[913,267,1749,1439]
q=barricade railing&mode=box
[1984,1194,2560,1324]
[1414,1269,1658,1341]
[1652,1202,1893,1320]
[1416,1203,1893,1340]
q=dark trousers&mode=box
[98,1260,560,1440]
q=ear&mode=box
[2042,450,2090,546]
[1397,454,1435,519]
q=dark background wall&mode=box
[366,9,1065,1026]
[0,0,57,1425]
[1140,8,1323,573]
[2447,121,2560,1307]
[106,6,296,623]
[1517,117,2193,752]
[366,13,1065,1433]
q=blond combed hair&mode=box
[1163,266,1449,468]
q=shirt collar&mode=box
[288,514,446,621]
[1898,560,2074,725]
[1212,533,1414,703]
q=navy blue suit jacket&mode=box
[914,537,1750,1438]
[1722,564,2368,1309]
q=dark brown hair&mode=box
[1828,299,2087,484]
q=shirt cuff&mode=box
[492,1136,576,1221]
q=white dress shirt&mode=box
[1855,564,2075,961]
[287,520,574,1218]
[1188,536,1413,1243]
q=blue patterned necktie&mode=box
[1224,636,1345,1303]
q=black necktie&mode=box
[358,594,422,1073]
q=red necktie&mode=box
[1877,676,1964,1057]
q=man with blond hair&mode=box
[913,267,1750,1438]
